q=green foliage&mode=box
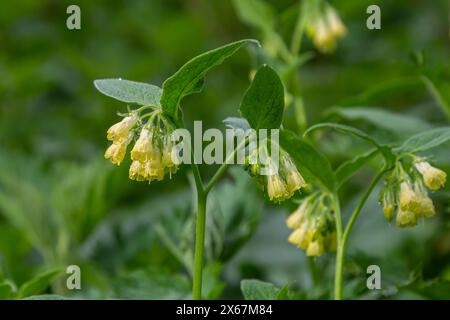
[17,268,64,299]
[241,279,289,300]
[280,130,336,192]
[94,79,162,107]
[330,106,432,135]
[231,0,275,32]
[1,0,450,301]
[335,149,378,187]
[239,65,285,130]
[397,127,450,153]
[161,39,259,121]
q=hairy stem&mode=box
[334,169,387,300]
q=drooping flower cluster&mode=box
[306,4,347,54]
[245,146,306,202]
[380,160,447,227]
[104,109,179,182]
[286,193,337,256]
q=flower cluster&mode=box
[306,4,347,53]
[286,193,336,256]
[245,147,306,202]
[105,109,179,182]
[380,160,447,227]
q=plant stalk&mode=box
[192,189,207,300]
[334,169,387,300]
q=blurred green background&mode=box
[0,0,449,299]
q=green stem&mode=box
[191,139,246,299]
[190,155,206,299]
[290,2,305,55]
[332,194,343,300]
[192,188,207,300]
[334,168,388,300]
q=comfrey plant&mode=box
[95,40,450,300]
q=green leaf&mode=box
[17,268,63,299]
[231,0,275,32]
[0,281,16,299]
[241,279,280,300]
[397,127,450,153]
[113,269,191,300]
[421,75,450,121]
[161,39,259,120]
[331,106,432,134]
[305,123,382,149]
[280,130,336,192]
[239,65,284,130]
[276,284,290,300]
[305,123,395,168]
[335,149,378,188]
[94,79,162,106]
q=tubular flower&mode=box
[130,128,153,161]
[396,208,418,228]
[104,133,133,165]
[128,127,178,182]
[107,113,139,142]
[306,4,346,54]
[283,155,306,195]
[286,194,336,257]
[399,181,421,212]
[244,147,305,203]
[267,174,287,202]
[265,153,305,202]
[104,108,179,182]
[325,7,347,38]
[380,160,445,228]
[415,161,447,190]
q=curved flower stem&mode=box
[334,168,388,300]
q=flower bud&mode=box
[415,161,447,190]
[104,133,133,165]
[399,181,421,212]
[107,113,138,142]
[267,174,288,202]
[396,208,418,228]
[131,128,153,161]
[325,7,346,38]
[286,201,308,229]
[306,238,324,257]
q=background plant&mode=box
[0,0,449,300]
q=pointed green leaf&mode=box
[161,39,259,120]
[397,127,450,153]
[336,148,378,188]
[241,279,280,300]
[305,123,395,168]
[280,130,336,192]
[331,106,431,134]
[94,79,162,106]
[18,268,63,299]
[0,281,16,299]
[240,65,284,130]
